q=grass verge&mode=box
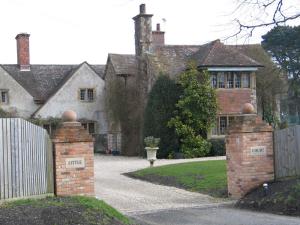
[0,196,133,225]
[126,160,227,198]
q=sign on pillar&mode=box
[52,110,95,197]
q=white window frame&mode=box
[79,88,95,102]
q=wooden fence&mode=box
[0,118,53,200]
[274,125,300,179]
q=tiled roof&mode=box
[150,45,201,78]
[148,40,263,78]
[108,54,138,75]
[191,40,262,67]
[1,63,105,102]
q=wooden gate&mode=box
[0,118,53,200]
[274,125,300,179]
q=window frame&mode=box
[210,72,251,89]
[211,115,244,136]
[79,88,95,102]
[242,72,251,88]
[81,121,96,134]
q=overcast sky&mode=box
[0,0,299,64]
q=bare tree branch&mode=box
[228,0,300,40]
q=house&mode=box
[104,4,276,156]
[0,4,279,156]
[0,33,107,152]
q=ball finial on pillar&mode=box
[242,103,255,114]
[62,110,77,122]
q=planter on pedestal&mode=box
[145,147,159,167]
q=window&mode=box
[211,73,217,88]
[234,73,241,88]
[211,116,239,136]
[210,72,251,89]
[218,73,225,88]
[79,88,95,102]
[87,89,94,101]
[226,73,234,88]
[219,117,227,135]
[242,73,250,88]
[88,123,95,134]
[0,90,8,104]
[81,122,96,134]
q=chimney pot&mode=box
[156,23,160,31]
[140,4,146,14]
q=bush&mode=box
[144,75,182,158]
[168,64,217,158]
[144,136,160,148]
[208,139,226,156]
[0,107,11,118]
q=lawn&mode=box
[127,160,227,198]
[0,196,133,225]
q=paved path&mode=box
[94,155,300,225]
[132,206,300,225]
[94,155,226,214]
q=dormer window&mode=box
[0,90,8,104]
[79,88,95,102]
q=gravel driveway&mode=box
[94,155,226,214]
[94,155,300,225]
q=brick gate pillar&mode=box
[226,113,274,199]
[52,111,94,197]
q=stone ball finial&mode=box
[242,103,255,114]
[62,110,77,122]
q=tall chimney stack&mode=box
[152,23,165,46]
[16,33,30,71]
[133,4,153,56]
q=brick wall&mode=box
[217,89,255,114]
[52,122,94,196]
[226,115,274,198]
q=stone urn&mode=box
[145,147,159,167]
[144,136,160,167]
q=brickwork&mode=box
[226,115,274,198]
[152,24,165,46]
[15,33,30,70]
[52,122,94,196]
[217,89,256,114]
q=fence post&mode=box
[52,111,95,197]
[226,113,274,199]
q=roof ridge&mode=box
[108,53,135,56]
[227,43,261,47]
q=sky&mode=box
[0,0,299,65]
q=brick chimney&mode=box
[152,23,165,46]
[15,33,30,71]
[133,4,153,56]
